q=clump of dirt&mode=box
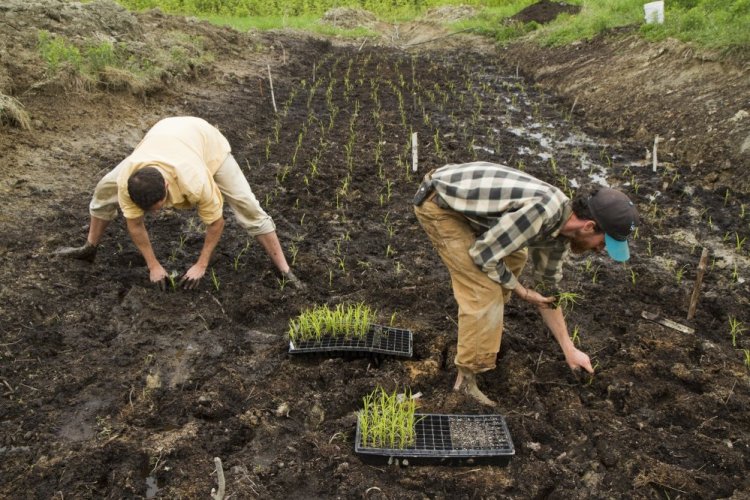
[509,0,581,25]
[321,7,377,29]
[420,5,478,23]
[1,1,749,499]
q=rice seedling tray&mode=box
[355,414,514,466]
[288,324,412,358]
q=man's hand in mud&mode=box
[565,348,594,374]
[150,264,169,291]
[179,263,207,290]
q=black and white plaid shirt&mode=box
[430,162,572,289]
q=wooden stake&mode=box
[267,64,277,114]
[687,247,709,320]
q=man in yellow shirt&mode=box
[56,116,301,290]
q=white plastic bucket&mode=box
[644,1,665,24]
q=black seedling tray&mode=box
[355,414,514,466]
[288,325,412,358]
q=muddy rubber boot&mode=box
[53,242,97,263]
[453,367,497,407]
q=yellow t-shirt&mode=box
[117,117,231,224]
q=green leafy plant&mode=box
[358,386,419,450]
[729,316,746,348]
[233,240,250,271]
[553,292,581,313]
[288,302,377,343]
[166,271,178,291]
[210,267,220,291]
[571,325,581,346]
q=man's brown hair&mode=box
[127,166,165,210]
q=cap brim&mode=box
[605,234,630,262]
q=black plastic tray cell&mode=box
[288,325,413,358]
[355,414,515,466]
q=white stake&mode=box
[267,64,277,114]
[411,132,418,172]
[652,135,659,173]
[210,457,226,500]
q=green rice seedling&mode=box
[233,240,251,272]
[732,263,739,283]
[724,188,730,206]
[586,360,601,386]
[289,242,299,267]
[288,302,377,343]
[735,233,746,252]
[166,271,178,291]
[571,325,581,346]
[743,349,750,369]
[210,267,220,291]
[554,292,581,313]
[549,157,558,175]
[729,316,746,347]
[630,268,637,286]
[358,386,419,450]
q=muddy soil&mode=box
[1,2,749,498]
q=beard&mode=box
[570,240,588,254]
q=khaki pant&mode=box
[89,154,275,236]
[415,197,527,373]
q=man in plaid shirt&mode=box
[414,161,639,406]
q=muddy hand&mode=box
[53,242,97,263]
[150,265,168,291]
[518,286,554,308]
[180,264,206,290]
[282,270,305,290]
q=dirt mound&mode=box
[420,5,478,23]
[321,7,376,29]
[509,0,581,24]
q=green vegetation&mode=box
[36,29,213,92]
[288,302,377,342]
[553,291,581,313]
[114,1,747,53]
[118,0,489,19]
[358,386,419,449]
[451,0,749,53]
[206,15,377,38]
[729,316,746,348]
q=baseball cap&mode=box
[587,188,639,262]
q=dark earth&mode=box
[1,1,749,498]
